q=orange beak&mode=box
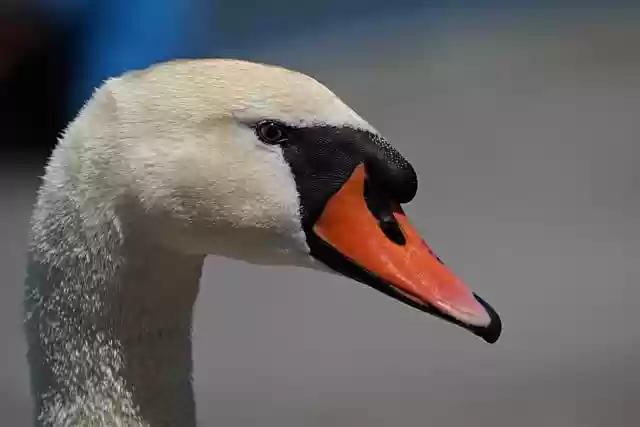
[308,164,501,343]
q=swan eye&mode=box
[256,120,289,145]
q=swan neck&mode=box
[25,190,206,427]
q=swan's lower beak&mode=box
[307,165,502,343]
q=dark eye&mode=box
[256,120,289,145]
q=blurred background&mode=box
[1,2,639,426]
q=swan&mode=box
[23,58,502,427]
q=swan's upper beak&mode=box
[307,165,502,343]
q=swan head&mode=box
[73,58,501,343]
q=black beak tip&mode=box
[473,293,502,344]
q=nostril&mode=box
[364,177,407,246]
[379,214,406,245]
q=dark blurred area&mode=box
[1,2,70,160]
[1,0,210,161]
[2,2,640,426]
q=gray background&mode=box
[2,8,639,426]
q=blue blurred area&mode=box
[36,0,214,114]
